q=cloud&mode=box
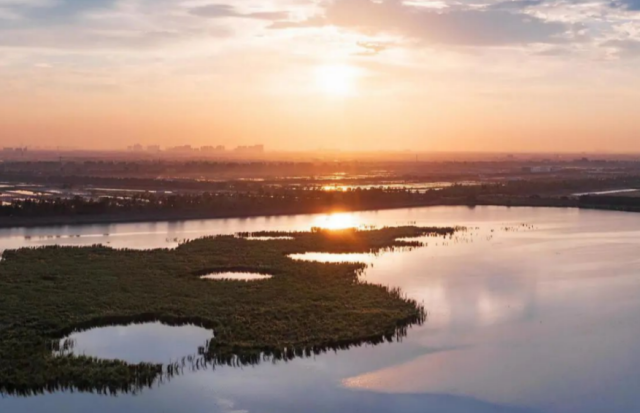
[1,0,117,23]
[189,4,290,21]
[354,41,390,56]
[611,0,640,10]
[533,46,573,56]
[0,0,232,50]
[270,15,326,29]
[0,28,225,50]
[488,0,544,11]
[273,0,571,46]
[602,39,640,58]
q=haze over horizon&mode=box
[2,0,640,152]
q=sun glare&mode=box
[315,64,358,97]
[313,212,360,230]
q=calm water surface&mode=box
[53,323,213,365]
[3,206,640,413]
[200,272,273,281]
[289,252,381,264]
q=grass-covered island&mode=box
[0,226,456,396]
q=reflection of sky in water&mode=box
[289,252,379,264]
[0,212,363,252]
[243,236,294,241]
[200,272,272,281]
[55,323,213,365]
[5,206,640,413]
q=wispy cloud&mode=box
[189,4,290,21]
[354,41,390,56]
[602,38,640,57]
[0,0,231,50]
[487,0,544,11]
[610,0,640,10]
[271,0,572,46]
[0,0,117,24]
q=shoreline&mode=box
[0,198,580,230]
[2,196,637,231]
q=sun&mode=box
[315,64,358,97]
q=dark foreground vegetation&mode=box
[0,226,455,396]
[577,195,640,212]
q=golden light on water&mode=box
[313,212,360,230]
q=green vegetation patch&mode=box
[0,226,455,396]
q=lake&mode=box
[3,206,640,413]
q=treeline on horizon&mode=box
[0,187,444,218]
[1,157,635,182]
[0,160,473,180]
[2,177,640,220]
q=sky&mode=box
[2,0,640,152]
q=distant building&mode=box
[3,147,27,155]
[529,166,554,174]
[234,145,265,154]
[167,145,194,153]
[146,145,161,152]
[127,144,144,151]
[201,145,226,153]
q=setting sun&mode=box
[315,64,358,97]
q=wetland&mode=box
[4,206,640,413]
[0,225,451,396]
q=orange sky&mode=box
[2,0,640,152]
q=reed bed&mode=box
[0,225,455,396]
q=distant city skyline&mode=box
[3,0,640,152]
[126,144,265,154]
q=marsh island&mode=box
[0,225,455,396]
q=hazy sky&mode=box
[2,0,640,152]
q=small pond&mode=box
[241,236,295,241]
[52,322,213,365]
[288,252,379,264]
[200,272,273,281]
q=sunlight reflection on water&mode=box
[288,252,378,264]
[312,212,361,230]
[53,323,213,365]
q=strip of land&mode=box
[0,192,634,229]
